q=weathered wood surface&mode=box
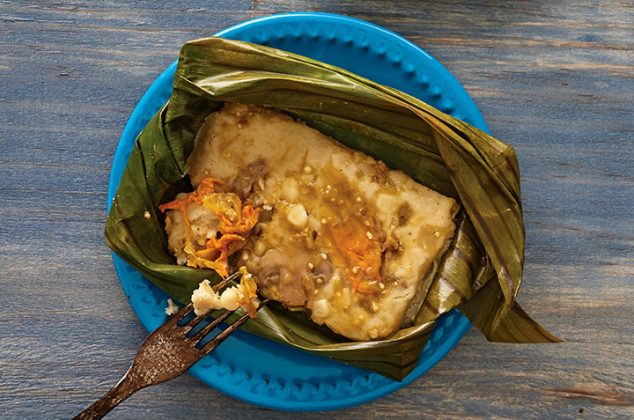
[1,1,632,418]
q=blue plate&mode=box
[108,12,489,411]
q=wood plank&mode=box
[1,0,632,418]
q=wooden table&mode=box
[1,1,632,418]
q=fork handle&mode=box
[74,367,143,420]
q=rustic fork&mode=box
[75,272,265,419]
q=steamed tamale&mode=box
[163,103,458,341]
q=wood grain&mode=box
[1,0,632,418]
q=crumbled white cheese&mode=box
[191,280,222,315]
[311,299,330,320]
[220,287,240,311]
[287,203,308,228]
[190,276,257,316]
[164,298,179,316]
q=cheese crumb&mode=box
[220,287,240,310]
[287,203,308,228]
[164,298,179,316]
[143,211,151,219]
[366,231,373,240]
[190,277,257,316]
[191,279,221,315]
[312,299,330,319]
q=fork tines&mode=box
[170,270,264,353]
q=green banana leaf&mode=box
[105,37,560,381]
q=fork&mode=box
[74,271,265,419]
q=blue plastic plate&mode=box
[108,12,489,411]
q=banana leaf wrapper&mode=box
[105,38,560,381]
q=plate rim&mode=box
[108,12,486,411]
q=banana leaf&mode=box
[105,37,560,381]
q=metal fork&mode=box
[74,271,265,419]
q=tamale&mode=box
[105,38,559,380]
